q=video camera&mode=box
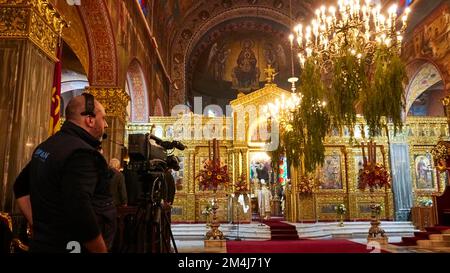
[128,133,185,172]
[122,133,185,253]
[125,133,185,204]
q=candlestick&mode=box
[208,140,211,160]
[373,141,376,164]
[362,142,367,165]
[216,139,220,161]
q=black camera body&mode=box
[128,133,184,170]
[126,133,185,204]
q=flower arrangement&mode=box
[298,175,315,194]
[418,197,433,207]
[201,201,214,216]
[234,174,248,194]
[196,159,230,191]
[358,162,391,191]
[370,203,383,216]
[335,204,346,215]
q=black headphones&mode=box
[80,93,96,117]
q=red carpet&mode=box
[263,220,299,240]
[226,239,389,253]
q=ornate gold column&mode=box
[85,87,130,161]
[185,148,195,194]
[0,0,65,211]
[185,148,196,222]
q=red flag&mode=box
[49,41,63,135]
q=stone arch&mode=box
[169,6,301,108]
[405,60,444,116]
[127,59,150,122]
[154,98,164,116]
[77,0,118,86]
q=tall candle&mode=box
[216,140,220,161]
[362,142,367,165]
[373,141,376,163]
[208,140,211,160]
[213,138,217,162]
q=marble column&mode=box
[0,0,65,212]
[85,87,130,162]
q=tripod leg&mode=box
[163,211,178,253]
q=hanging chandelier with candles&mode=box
[267,0,411,173]
[290,0,410,136]
[292,0,410,69]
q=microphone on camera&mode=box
[102,133,108,140]
[169,141,186,151]
[149,134,186,150]
[149,134,163,145]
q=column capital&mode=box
[85,87,130,122]
[0,0,67,61]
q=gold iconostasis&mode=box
[126,83,448,223]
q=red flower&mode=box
[233,174,248,194]
[358,163,391,190]
[196,159,230,191]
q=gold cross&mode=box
[264,64,277,83]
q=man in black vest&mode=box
[13,93,111,253]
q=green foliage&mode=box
[362,48,407,136]
[328,50,367,136]
[271,60,329,173]
[270,46,407,175]
[299,60,330,172]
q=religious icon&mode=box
[171,156,184,191]
[231,39,260,91]
[414,154,434,189]
[166,126,174,139]
[207,43,231,81]
[318,155,342,189]
[354,155,364,186]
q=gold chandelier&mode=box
[290,0,411,70]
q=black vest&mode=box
[29,121,113,252]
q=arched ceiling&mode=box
[406,62,443,113]
[153,0,314,49]
[50,0,90,74]
[164,0,315,108]
[188,17,293,106]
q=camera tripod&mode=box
[122,173,178,253]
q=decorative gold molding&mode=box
[442,95,450,107]
[0,0,67,61]
[230,83,291,108]
[85,87,130,122]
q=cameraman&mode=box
[14,94,111,253]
